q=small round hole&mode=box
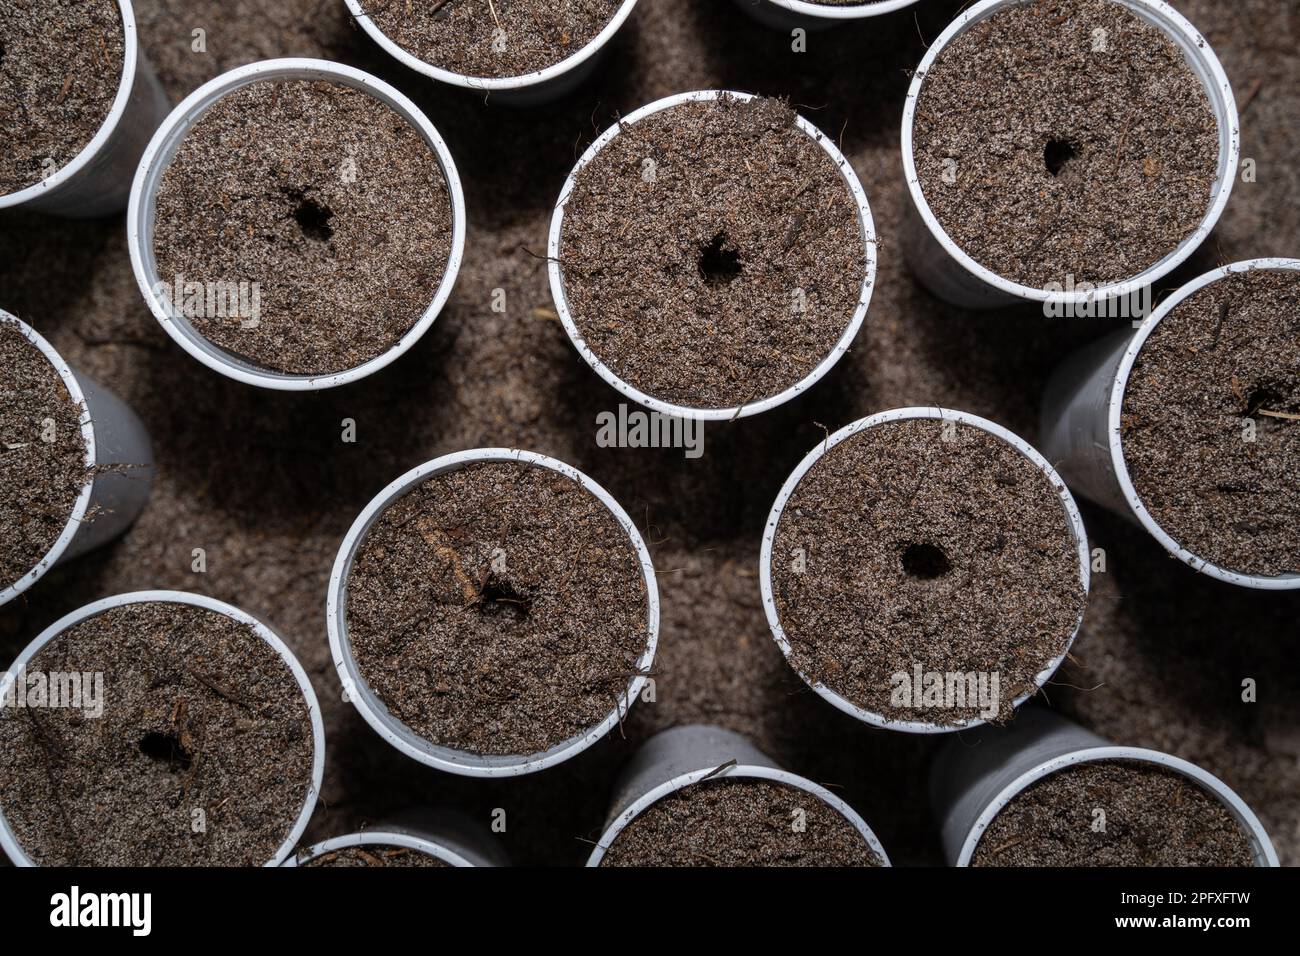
[901,543,951,579]
[476,573,533,620]
[292,194,334,242]
[138,731,193,771]
[1044,138,1079,177]
[698,231,742,286]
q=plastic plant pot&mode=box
[0,590,326,867]
[586,724,891,866]
[343,0,640,107]
[548,89,877,421]
[0,311,154,609]
[126,58,466,391]
[285,813,507,867]
[327,448,660,778]
[734,0,922,32]
[1039,258,1300,590]
[759,407,1091,734]
[0,0,169,217]
[930,707,1280,866]
[899,0,1239,309]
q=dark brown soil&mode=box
[559,95,866,410]
[361,0,623,80]
[600,777,881,866]
[971,760,1256,866]
[1121,267,1299,577]
[913,0,1220,288]
[0,601,315,866]
[345,461,649,757]
[1,0,1295,868]
[770,417,1086,726]
[152,79,452,376]
[305,843,447,866]
[0,317,88,591]
[0,0,125,195]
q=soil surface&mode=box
[0,317,87,591]
[1121,267,1299,577]
[771,417,1086,726]
[912,0,1220,288]
[0,0,1295,867]
[0,601,315,866]
[560,95,865,410]
[360,0,623,80]
[305,843,447,866]
[153,79,452,375]
[0,0,125,195]
[599,777,881,866]
[345,461,649,756]
[971,760,1256,866]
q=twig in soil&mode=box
[187,666,255,710]
[1257,409,1300,421]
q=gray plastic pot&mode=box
[1040,258,1300,590]
[549,89,876,421]
[0,590,326,867]
[328,448,660,777]
[931,707,1279,866]
[586,724,891,866]
[0,0,168,217]
[734,0,921,31]
[760,407,1091,733]
[0,312,153,608]
[285,812,506,868]
[900,0,1238,309]
[127,58,466,391]
[343,0,639,107]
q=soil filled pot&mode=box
[0,591,324,866]
[761,407,1090,733]
[734,0,921,32]
[128,58,465,391]
[328,448,659,777]
[549,90,875,420]
[931,708,1279,866]
[1041,258,1300,589]
[286,813,506,867]
[587,724,890,866]
[901,0,1237,309]
[0,311,153,608]
[344,0,639,106]
[0,0,168,217]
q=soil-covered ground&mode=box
[0,0,1295,866]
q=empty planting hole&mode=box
[293,195,334,242]
[1244,384,1284,417]
[698,231,742,286]
[138,731,193,771]
[477,573,533,620]
[901,543,951,579]
[1044,138,1079,177]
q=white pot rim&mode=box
[0,0,141,209]
[0,589,325,867]
[759,406,1092,734]
[548,89,877,421]
[0,312,97,607]
[327,448,660,777]
[284,830,476,867]
[585,763,892,866]
[1108,257,1300,590]
[900,0,1239,305]
[126,57,467,392]
[759,0,921,18]
[957,745,1280,867]
[343,0,639,93]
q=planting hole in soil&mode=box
[599,778,883,867]
[150,77,453,376]
[358,0,624,81]
[343,460,650,759]
[971,760,1255,867]
[1120,267,1300,578]
[0,318,89,594]
[769,413,1087,729]
[0,0,125,196]
[912,0,1220,288]
[556,93,872,413]
[0,600,317,866]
